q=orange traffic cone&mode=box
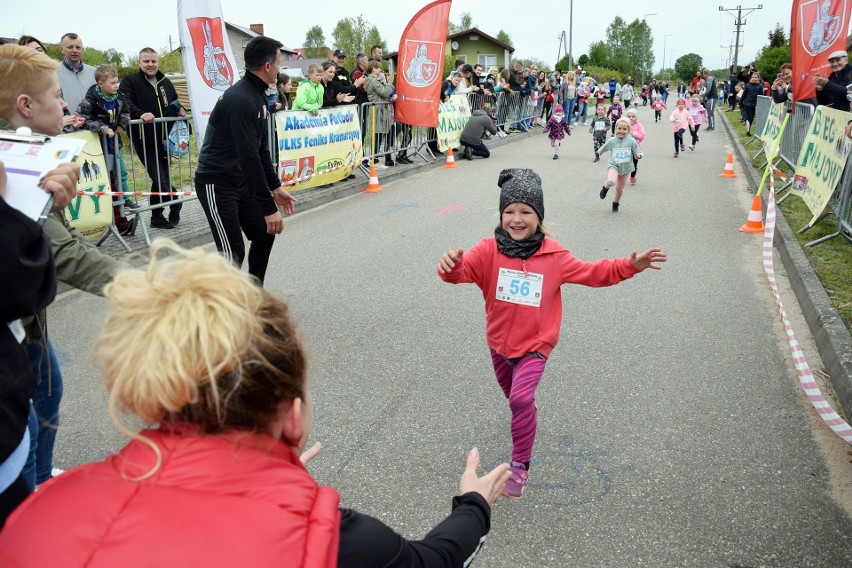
[739,194,764,233]
[364,161,384,193]
[719,153,737,178]
[444,148,458,169]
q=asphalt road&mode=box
[48,105,852,566]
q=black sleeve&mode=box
[817,78,847,106]
[338,493,491,568]
[0,197,56,322]
[119,77,144,120]
[323,82,340,108]
[226,92,278,215]
[771,88,790,104]
[259,115,281,194]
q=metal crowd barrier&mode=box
[799,157,852,247]
[91,91,549,252]
[774,101,815,201]
[266,93,538,178]
[97,115,197,251]
[489,91,536,132]
[742,97,851,247]
[746,96,771,148]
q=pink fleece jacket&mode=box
[630,121,646,146]
[669,108,694,132]
[438,238,639,358]
[686,102,708,125]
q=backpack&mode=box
[165,120,190,157]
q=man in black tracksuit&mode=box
[119,48,186,228]
[194,36,295,285]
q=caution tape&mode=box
[74,155,364,196]
[763,167,852,443]
[770,164,788,182]
[75,191,195,197]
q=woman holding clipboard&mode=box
[0,43,88,526]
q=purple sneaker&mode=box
[501,461,529,499]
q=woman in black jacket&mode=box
[740,71,765,136]
[321,61,356,108]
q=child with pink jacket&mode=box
[669,98,695,158]
[651,96,667,122]
[685,94,708,151]
[625,108,645,184]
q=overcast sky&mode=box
[5,1,821,72]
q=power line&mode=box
[718,4,763,73]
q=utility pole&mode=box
[719,4,763,74]
[556,31,568,69]
[568,0,573,69]
[641,13,657,87]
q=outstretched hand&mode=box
[458,448,511,508]
[438,248,464,274]
[630,247,667,271]
[300,442,322,465]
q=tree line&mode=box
[560,16,796,86]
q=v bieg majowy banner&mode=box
[63,131,113,240]
[792,105,851,226]
[759,102,788,160]
[437,95,472,153]
[275,105,363,190]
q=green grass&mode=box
[119,132,197,192]
[726,111,852,332]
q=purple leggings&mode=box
[490,349,547,463]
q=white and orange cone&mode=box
[444,148,458,169]
[719,153,737,178]
[364,161,384,193]
[739,194,764,233]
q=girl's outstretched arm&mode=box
[630,248,667,271]
[438,248,465,274]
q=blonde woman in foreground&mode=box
[0,241,510,567]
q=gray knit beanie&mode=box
[498,168,544,221]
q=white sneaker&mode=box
[51,468,65,477]
[373,162,388,170]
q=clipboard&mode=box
[0,129,85,225]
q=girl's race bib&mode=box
[496,268,543,307]
[613,148,631,164]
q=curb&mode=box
[721,111,852,420]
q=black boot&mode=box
[151,212,175,229]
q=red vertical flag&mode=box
[790,0,850,104]
[395,0,453,127]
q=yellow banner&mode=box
[275,105,363,191]
[792,106,851,226]
[61,131,112,240]
[437,95,472,152]
[759,102,786,160]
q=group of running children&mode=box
[541,92,709,212]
